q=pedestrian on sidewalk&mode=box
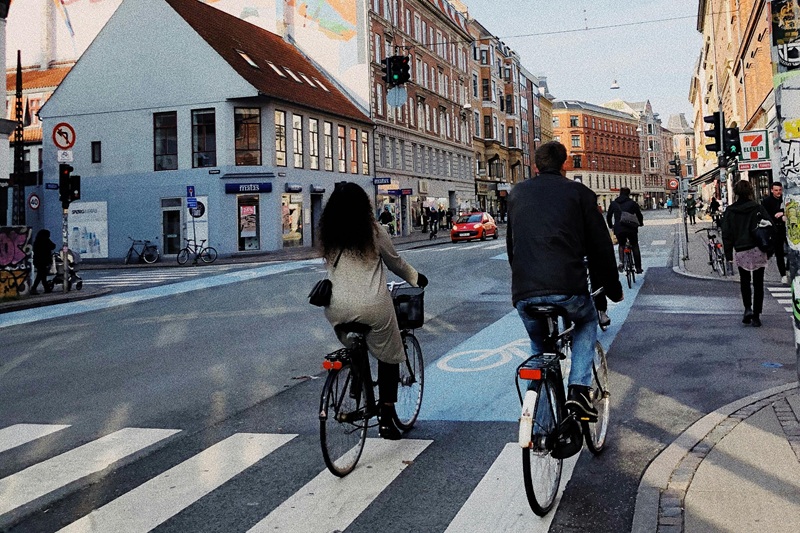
[686,194,698,225]
[761,181,789,284]
[666,197,673,213]
[30,229,56,295]
[721,180,771,327]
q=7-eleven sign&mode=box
[740,129,769,160]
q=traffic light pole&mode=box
[61,207,69,293]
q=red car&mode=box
[450,212,499,242]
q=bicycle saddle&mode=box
[523,303,570,320]
[334,322,372,335]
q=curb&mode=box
[630,382,799,533]
[0,288,113,314]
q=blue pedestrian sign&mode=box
[187,197,198,208]
[187,185,196,198]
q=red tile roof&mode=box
[6,66,71,92]
[165,0,370,125]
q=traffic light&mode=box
[69,175,81,203]
[388,55,402,87]
[669,158,682,176]
[59,163,74,209]
[396,55,411,84]
[723,127,741,160]
[380,57,390,85]
[703,111,722,153]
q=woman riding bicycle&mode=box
[319,182,428,440]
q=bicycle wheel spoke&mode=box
[522,378,562,516]
[320,364,367,477]
[394,332,424,430]
[584,341,610,454]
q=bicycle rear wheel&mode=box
[713,247,726,277]
[320,363,368,477]
[583,341,610,454]
[200,247,218,263]
[143,246,159,264]
[177,248,190,265]
[522,376,563,516]
[394,331,424,430]
[624,252,634,288]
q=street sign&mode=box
[373,177,392,185]
[187,185,196,198]
[739,130,769,161]
[28,193,40,210]
[667,178,679,190]
[52,122,76,150]
[45,183,59,190]
[738,161,773,171]
[57,150,73,163]
[187,197,198,208]
[189,201,205,218]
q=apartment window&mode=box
[350,129,358,173]
[309,119,319,170]
[552,116,560,127]
[480,49,488,64]
[91,141,102,164]
[573,155,582,168]
[234,108,261,166]
[505,95,513,114]
[570,115,579,127]
[361,131,369,174]
[337,125,347,172]
[153,111,177,171]
[275,110,287,166]
[483,115,491,139]
[647,123,654,134]
[571,135,580,148]
[482,79,490,100]
[323,121,334,171]
[192,108,216,168]
[473,73,478,97]
[508,127,515,147]
[293,114,304,168]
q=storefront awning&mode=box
[690,167,719,186]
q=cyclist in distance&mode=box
[319,182,428,440]
[506,141,623,420]
[606,187,644,274]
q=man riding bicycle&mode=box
[606,187,644,274]
[506,141,623,420]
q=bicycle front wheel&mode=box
[394,332,424,431]
[177,248,190,265]
[522,377,563,516]
[143,247,159,264]
[320,363,368,477]
[583,341,610,454]
[200,247,218,263]
[124,249,133,265]
[714,247,726,277]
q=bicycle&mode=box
[515,301,610,516]
[177,238,218,265]
[621,238,636,288]
[124,237,160,265]
[319,283,425,477]
[696,227,726,276]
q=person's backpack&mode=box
[619,210,640,228]
[753,218,774,256]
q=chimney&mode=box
[41,0,56,69]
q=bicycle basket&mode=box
[391,286,425,329]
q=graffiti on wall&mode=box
[0,226,32,298]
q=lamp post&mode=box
[0,0,17,226]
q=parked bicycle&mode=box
[319,282,425,477]
[696,227,726,276]
[177,238,218,265]
[124,237,160,265]
[621,237,636,288]
[515,298,610,516]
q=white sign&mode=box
[52,122,76,150]
[67,201,108,259]
[738,161,773,171]
[739,129,769,161]
[57,150,73,163]
[28,193,40,210]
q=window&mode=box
[361,131,369,174]
[235,108,261,166]
[473,73,478,97]
[293,114,304,168]
[571,135,580,147]
[91,141,101,164]
[153,111,177,171]
[570,115,579,127]
[480,49,488,64]
[309,118,319,170]
[552,116,560,127]
[275,110,287,166]
[337,125,346,172]
[350,129,358,173]
[192,109,216,168]
[483,115,491,139]
[482,79,490,100]
[323,122,333,171]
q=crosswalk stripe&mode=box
[785,307,793,312]
[57,433,295,533]
[651,240,667,245]
[0,428,180,516]
[0,424,71,454]
[445,443,580,533]
[778,299,792,304]
[248,438,432,533]
[485,243,506,250]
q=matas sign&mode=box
[739,130,769,161]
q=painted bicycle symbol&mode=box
[436,338,532,372]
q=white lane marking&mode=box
[459,244,485,250]
[445,443,580,533]
[58,433,295,533]
[0,428,180,516]
[485,243,506,250]
[786,307,793,312]
[248,438,432,533]
[0,424,71,454]
[778,299,792,305]
[0,261,314,329]
[651,240,667,245]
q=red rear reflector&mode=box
[322,360,343,370]
[716,243,723,249]
[518,368,542,380]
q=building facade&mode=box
[38,0,373,258]
[552,100,642,210]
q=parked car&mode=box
[450,212,498,242]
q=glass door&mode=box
[237,195,260,251]
[161,198,183,255]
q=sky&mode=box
[5,0,702,122]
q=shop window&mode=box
[235,108,261,166]
[282,193,303,247]
[192,108,216,167]
[238,195,260,251]
[154,111,177,171]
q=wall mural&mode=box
[0,226,32,298]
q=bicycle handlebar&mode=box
[694,227,718,235]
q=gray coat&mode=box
[324,223,420,363]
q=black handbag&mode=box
[308,250,342,307]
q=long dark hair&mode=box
[319,182,376,259]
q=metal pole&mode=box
[61,208,69,292]
[12,50,24,226]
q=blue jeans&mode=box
[516,293,597,387]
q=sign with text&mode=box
[739,129,769,160]
[738,160,773,171]
[373,177,392,185]
[224,182,273,194]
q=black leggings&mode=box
[738,267,765,315]
[377,361,399,404]
[31,266,48,291]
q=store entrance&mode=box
[161,198,183,255]
[237,195,260,251]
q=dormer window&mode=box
[236,50,259,69]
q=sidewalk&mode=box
[633,214,800,533]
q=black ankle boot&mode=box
[751,315,762,327]
[379,404,402,440]
[742,309,753,324]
